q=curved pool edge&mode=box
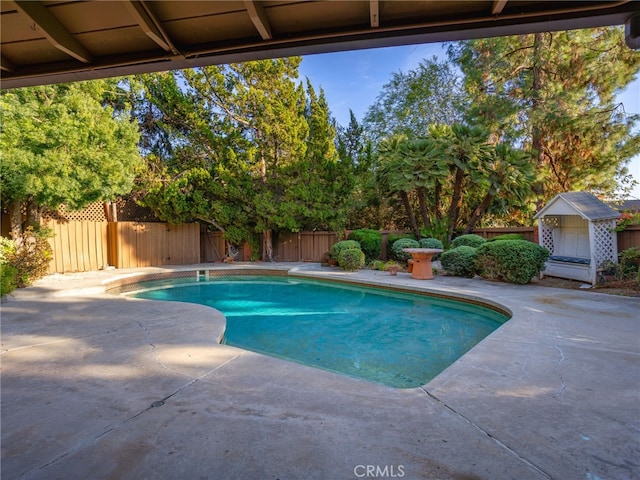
[102,263,513,320]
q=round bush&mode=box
[330,240,361,260]
[476,240,550,284]
[391,238,420,263]
[450,234,486,249]
[440,246,478,277]
[386,233,415,259]
[486,233,524,242]
[338,247,365,271]
[418,238,444,249]
[347,229,382,263]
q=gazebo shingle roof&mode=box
[534,192,621,221]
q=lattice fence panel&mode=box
[43,202,107,222]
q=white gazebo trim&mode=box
[534,192,620,286]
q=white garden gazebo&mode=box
[534,192,620,286]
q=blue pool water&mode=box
[131,275,508,388]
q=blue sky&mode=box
[298,42,640,199]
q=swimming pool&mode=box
[130,275,509,388]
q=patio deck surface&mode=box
[1,263,638,480]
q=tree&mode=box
[363,57,467,143]
[131,59,356,260]
[448,27,640,203]
[0,80,142,236]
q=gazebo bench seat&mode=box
[548,255,590,265]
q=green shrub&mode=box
[338,247,365,271]
[619,247,640,279]
[418,238,444,250]
[391,238,420,263]
[450,234,486,249]
[1,227,52,289]
[486,233,524,242]
[386,233,415,259]
[441,246,478,277]
[330,240,361,260]
[476,240,550,284]
[369,260,386,271]
[1,263,18,296]
[348,229,382,262]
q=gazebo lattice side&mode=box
[540,216,560,253]
[590,219,618,268]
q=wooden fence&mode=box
[19,220,640,274]
[617,225,640,251]
[45,220,108,274]
[107,222,200,268]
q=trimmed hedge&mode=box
[391,238,420,263]
[476,240,549,284]
[441,246,478,277]
[338,247,365,271]
[450,234,486,249]
[348,229,382,263]
[386,233,415,259]
[487,233,525,242]
[330,240,361,259]
[418,237,444,250]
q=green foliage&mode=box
[1,263,18,297]
[0,81,142,220]
[330,240,361,259]
[450,234,486,249]
[1,227,53,289]
[347,229,382,262]
[619,247,640,279]
[338,247,365,271]
[391,238,420,263]
[386,233,414,259]
[476,240,550,284]
[363,57,467,143]
[449,27,640,201]
[369,260,386,271]
[418,238,444,249]
[487,233,525,242]
[1,237,18,296]
[440,246,478,277]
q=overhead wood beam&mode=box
[14,1,92,63]
[1,55,15,73]
[370,0,380,27]
[492,0,508,15]
[124,1,177,54]
[244,1,272,40]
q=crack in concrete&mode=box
[420,387,554,480]
[21,350,247,479]
[553,345,567,399]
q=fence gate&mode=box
[108,222,199,268]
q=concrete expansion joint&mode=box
[419,387,554,480]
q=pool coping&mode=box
[2,262,638,480]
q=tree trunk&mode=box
[530,32,546,207]
[262,229,274,262]
[25,197,41,228]
[446,168,465,242]
[400,191,420,239]
[416,187,430,233]
[8,200,23,238]
[464,193,494,234]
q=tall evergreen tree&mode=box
[448,27,640,203]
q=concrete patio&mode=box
[1,263,638,480]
